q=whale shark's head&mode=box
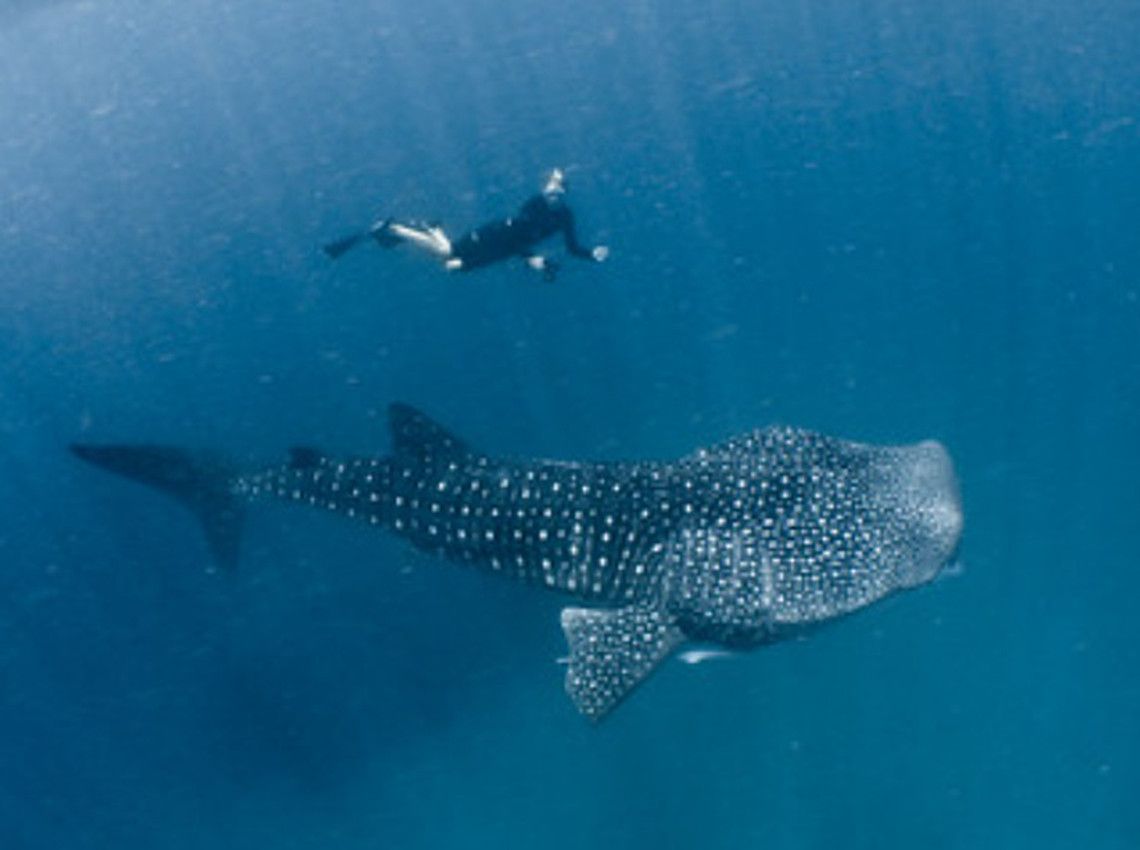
[878,439,964,588]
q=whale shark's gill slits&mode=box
[662,426,964,632]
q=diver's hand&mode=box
[591,245,609,263]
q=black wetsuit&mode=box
[450,193,593,271]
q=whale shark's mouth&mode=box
[887,439,964,587]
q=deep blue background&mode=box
[1,1,1138,847]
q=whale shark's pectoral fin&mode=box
[560,604,684,721]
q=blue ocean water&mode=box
[1,0,1137,847]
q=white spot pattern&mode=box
[235,420,962,648]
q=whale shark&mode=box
[71,403,963,720]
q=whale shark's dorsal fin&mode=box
[388,403,474,461]
[560,604,684,721]
[288,446,323,469]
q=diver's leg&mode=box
[323,229,371,259]
[384,221,453,258]
[368,218,402,248]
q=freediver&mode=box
[323,168,608,282]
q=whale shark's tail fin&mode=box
[70,444,245,571]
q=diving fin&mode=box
[322,230,369,259]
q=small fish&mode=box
[677,649,735,665]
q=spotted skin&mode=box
[662,428,963,645]
[72,404,964,720]
[238,451,672,604]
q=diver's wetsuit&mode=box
[322,168,606,280]
[450,193,593,271]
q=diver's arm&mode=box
[560,208,606,261]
